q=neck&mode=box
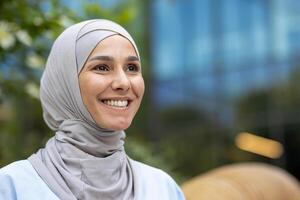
[55,119,125,157]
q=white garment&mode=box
[0,160,185,200]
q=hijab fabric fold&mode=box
[28,19,140,200]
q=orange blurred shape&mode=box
[235,132,283,159]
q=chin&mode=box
[109,124,131,131]
[102,120,132,131]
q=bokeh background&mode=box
[0,0,299,184]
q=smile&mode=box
[101,99,130,109]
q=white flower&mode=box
[25,82,40,100]
[43,30,55,39]
[16,30,32,46]
[59,15,74,28]
[0,21,11,32]
[0,21,16,49]
[33,17,43,26]
[26,53,45,69]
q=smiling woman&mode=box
[0,19,185,200]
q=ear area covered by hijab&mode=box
[28,19,139,200]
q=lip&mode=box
[99,96,133,101]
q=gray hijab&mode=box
[28,19,140,200]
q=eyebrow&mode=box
[127,56,140,62]
[88,55,113,62]
[88,55,140,62]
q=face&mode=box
[79,35,145,131]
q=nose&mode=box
[111,70,130,92]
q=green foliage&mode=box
[146,105,229,181]
[0,0,73,166]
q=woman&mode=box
[0,19,185,200]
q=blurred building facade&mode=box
[150,0,300,179]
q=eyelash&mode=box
[126,64,140,72]
[92,64,140,73]
[93,64,109,72]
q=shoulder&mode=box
[1,160,37,178]
[130,159,175,184]
[130,159,185,200]
[0,160,59,200]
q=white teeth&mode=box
[103,100,128,107]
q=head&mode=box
[79,35,144,131]
[40,19,144,132]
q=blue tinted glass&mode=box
[151,0,300,108]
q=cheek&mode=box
[79,74,108,104]
[79,76,89,103]
[132,77,145,97]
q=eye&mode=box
[126,64,140,72]
[93,64,110,72]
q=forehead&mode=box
[91,35,137,56]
